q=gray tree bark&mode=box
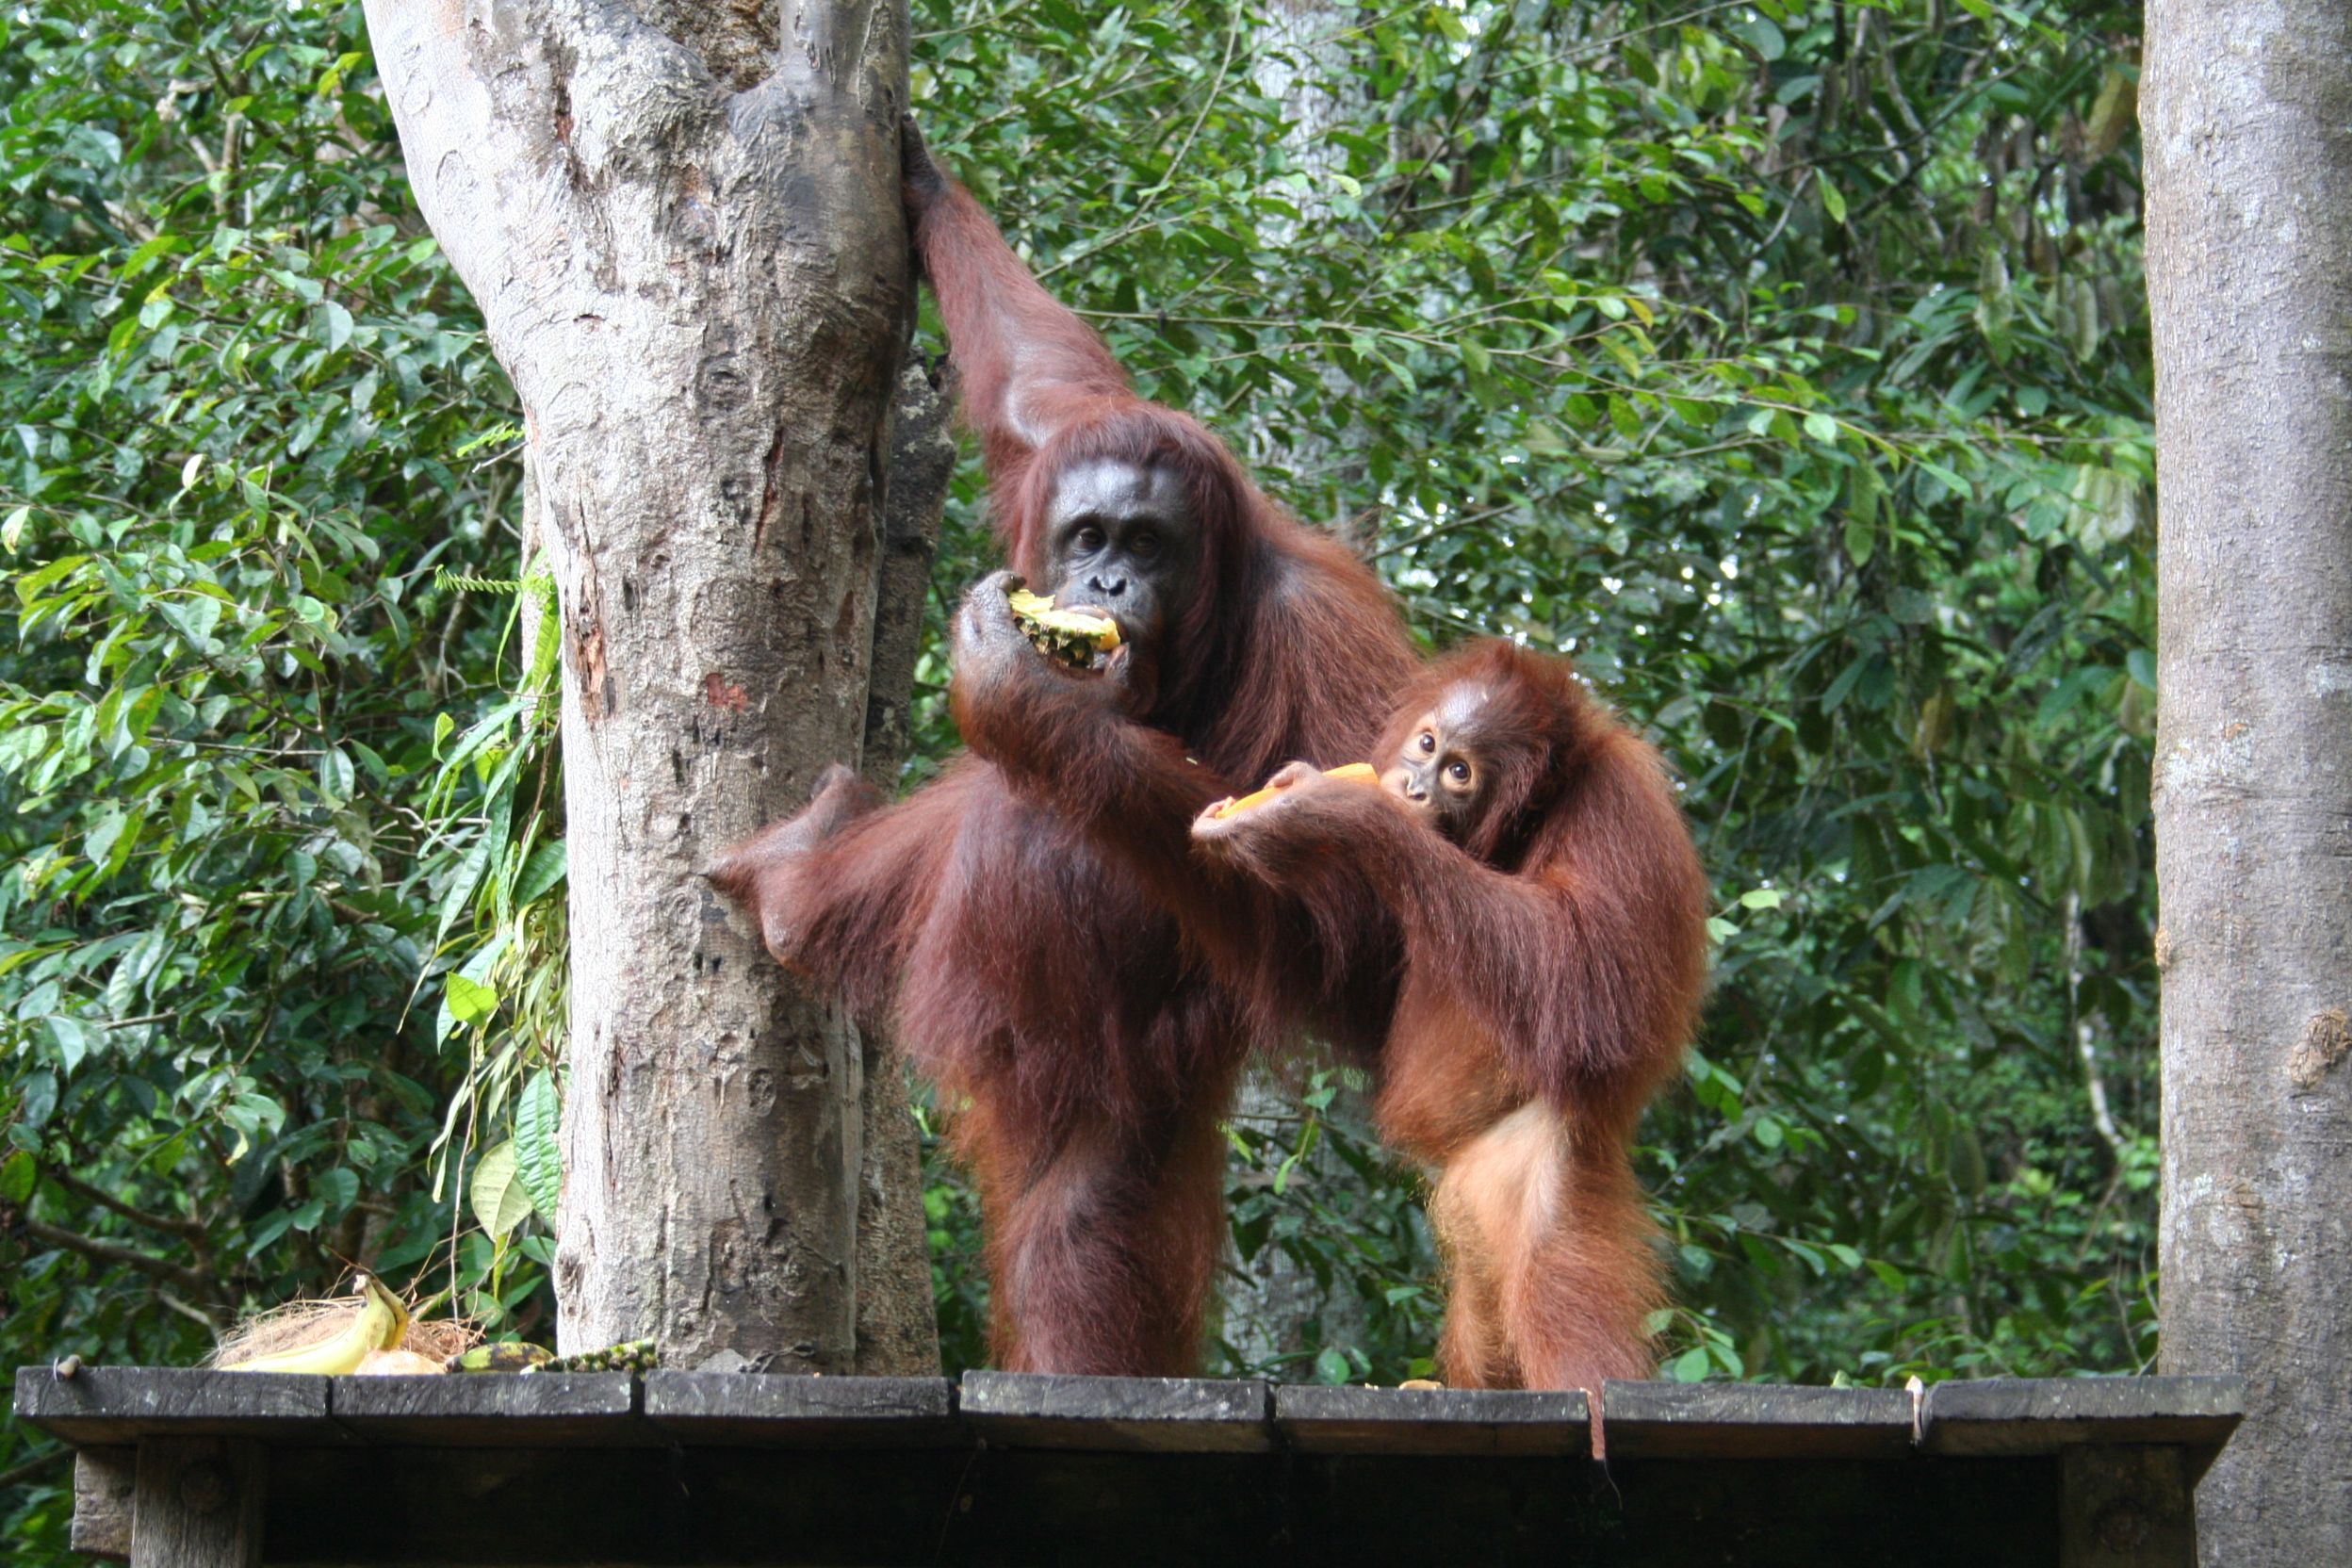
[364,0,931,1371]
[846,358,955,1374]
[2146,4,2352,1558]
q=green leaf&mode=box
[158,595,223,647]
[514,841,568,906]
[1314,1345,1352,1384]
[1669,1347,1711,1382]
[18,1070,57,1131]
[1730,18,1785,60]
[1819,174,1846,226]
[0,1151,34,1204]
[446,972,499,1025]
[1844,514,1875,566]
[470,1140,534,1240]
[515,1070,563,1221]
[313,1168,360,1214]
[1738,888,1784,910]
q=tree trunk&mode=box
[365,0,924,1371]
[846,357,956,1374]
[2146,5,2352,1558]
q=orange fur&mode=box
[1201,641,1709,1390]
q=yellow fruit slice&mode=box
[1209,762,1380,820]
[1007,587,1120,666]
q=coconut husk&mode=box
[401,1315,481,1363]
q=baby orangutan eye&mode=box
[1418,732,1436,753]
[1446,760,1471,785]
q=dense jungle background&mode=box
[0,0,2152,1548]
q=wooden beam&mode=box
[959,1371,1273,1451]
[1919,1377,2246,1457]
[1275,1383,1588,1456]
[1602,1380,1916,1459]
[2061,1446,2197,1567]
[14,1367,336,1446]
[329,1372,642,1446]
[130,1438,262,1568]
[644,1371,958,1446]
[70,1446,132,1560]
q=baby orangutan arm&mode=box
[1194,742,1707,1110]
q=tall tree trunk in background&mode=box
[2146,4,2352,1558]
[365,1,934,1371]
[1220,0,1376,1374]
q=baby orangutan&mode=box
[1192,641,1709,1390]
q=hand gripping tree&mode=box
[361,0,938,1372]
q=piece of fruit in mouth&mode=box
[1007,586,1121,667]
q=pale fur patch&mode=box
[1444,1101,1564,1278]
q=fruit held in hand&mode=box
[1007,586,1120,668]
[1209,762,1380,820]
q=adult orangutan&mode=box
[952,614,1707,1389]
[709,123,1414,1374]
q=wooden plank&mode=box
[70,1446,134,1560]
[1919,1377,2246,1457]
[1273,1383,1590,1456]
[13,1366,339,1446]
[328,1373,645,1446]
[643,1371,958,1446]
[2060,1445,2197,1568]
[130,1437,263,1568]
[1601,1380,1916,1458]
[958,1371,1273,1452]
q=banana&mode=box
[221,1274,407,1375]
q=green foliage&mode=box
[0,5,551,1551]
[2,0,2158,1548]
[905,0,2157,1387]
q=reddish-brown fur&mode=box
[951,618,1709,1388]
[710,155,1415,1374]
[1199,641,1711,1389]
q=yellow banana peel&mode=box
[221,1275,407,1375]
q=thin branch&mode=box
[0,1444,72,1492]
[39,1161,207,1240]
[21,1217,218,1301]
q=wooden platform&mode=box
[14,1366,2243,1566]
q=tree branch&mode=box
[21,1218,219,1303]
[0,1443,71,1492]
[39,1161,207,1240]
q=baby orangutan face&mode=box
[1382,682,1497,843]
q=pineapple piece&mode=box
[1007,586,1120,668]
